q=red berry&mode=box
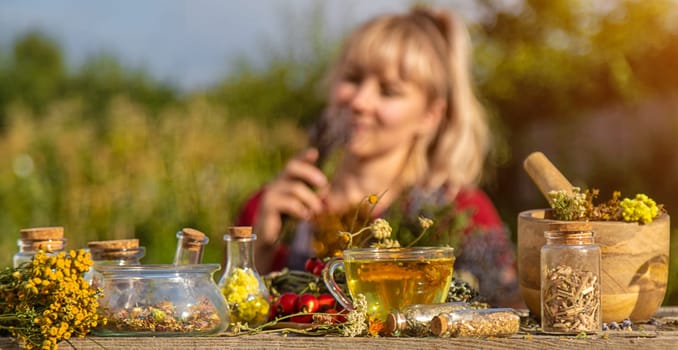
[298,293,319,313]
[276,292,299,316]
[316,293,336,312]
[304,257,322,273]
[311,262,325,276]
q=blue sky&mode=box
[0,0,476,91]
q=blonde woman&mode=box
[236,5,522,307]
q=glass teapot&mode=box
[93,263,230,336]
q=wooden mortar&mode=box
[518,152,670,322]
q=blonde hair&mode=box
[315,6,490,194]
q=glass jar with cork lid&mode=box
[88,239,145,266]
[14,226,67,268]
[86,239,146,286]
[218,226,270,327]
[541,222,601,334]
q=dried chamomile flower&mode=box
[370,219,392,240]
[418,216,433,229]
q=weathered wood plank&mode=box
[1,307,676,350]
[1,332,677,350]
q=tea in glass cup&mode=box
[323,247,455,321]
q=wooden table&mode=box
[2,308,677,350]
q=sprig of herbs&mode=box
[548,188,665,224]
[337,189,470,250]
[225,294,370,337]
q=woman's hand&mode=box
[254,148,328,247]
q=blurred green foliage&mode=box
[1,0,678,305]
[0,96,305,265]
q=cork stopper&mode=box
[548,222,592,232]
[384,312,406,335]
[87,239,143,261]
[19,226,65,251]
[181,228,206,241]
[88,239,139,250]
[178,228,208,252]
[227,226,253,238]
[20,226,64,240]
[546,222,594,244]
[430,315,448,336]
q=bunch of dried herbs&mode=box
[0,250,104,349]
[548,188,665,224]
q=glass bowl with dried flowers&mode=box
[92,263,229,336]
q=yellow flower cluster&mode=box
[621,193,660,224]
[220,268,270,326]
[0,250,104,350]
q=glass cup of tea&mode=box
[322,247,455,321]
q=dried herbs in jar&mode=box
[541,223,601,334]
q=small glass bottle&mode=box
[218,226,270,327]
[430,308,520,337]
[14,226,67,268]
[86,239,146,286]
[173,228,209,264]
[541,222,601,334]
[384,302,469,336]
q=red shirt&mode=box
[236,188,503,229]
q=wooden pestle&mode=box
[523,152,574,206]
